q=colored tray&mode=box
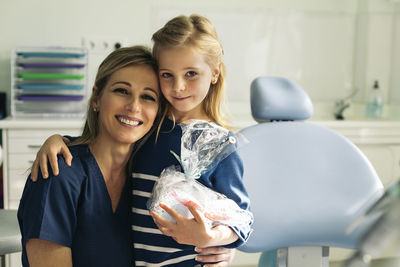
[17,84,84,90]
[17,95,84,102]
[17,52,86,58]
[18,63,85,69]
[18,73,84,80]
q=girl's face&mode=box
[94,65,159,146]
[157,46,219,122]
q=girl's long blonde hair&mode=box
[152,14,229,130]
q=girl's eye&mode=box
[142,94,156,102]
[186,71,197,78]
[113,88,129,95]
[160,72,172,78]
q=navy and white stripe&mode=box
[132,172,199,266]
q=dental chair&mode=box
[0,209,21,267]
[236,77,384,267]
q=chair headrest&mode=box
[251,76,314,122]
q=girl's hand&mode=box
[31,134,72,182]
[150,201,214,248]
[195,246,235,267]
[150,201,238,248]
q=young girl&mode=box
[31,14,252,266]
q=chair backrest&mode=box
[237,76,384,253]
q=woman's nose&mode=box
[127,97,141,112]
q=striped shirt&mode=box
[131,119,252,266]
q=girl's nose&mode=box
[173,78,185,92]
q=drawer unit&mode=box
[8,169,30,200]
[7,129,79,154]
[9,154,36,170]
[5,129,80,206]
[0,118,83,210]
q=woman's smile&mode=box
[116,115,143,127]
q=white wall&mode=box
[0,0,399,122]
[391,5,400,104]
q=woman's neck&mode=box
[89,138,133,182]
[89,138,133,213]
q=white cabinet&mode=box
[0,119,83,209]
[315,120,400,188]
[0,117,83,267]
[358,144,400,187]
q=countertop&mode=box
[0,116,84,129]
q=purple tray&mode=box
[18,63,85,68]
[17,95,84,101]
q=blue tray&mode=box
[17,52,86,58]
[17,95,84,101]
[18,84,84,90]
[18,63,85,68]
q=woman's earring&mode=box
[93,107,98,112]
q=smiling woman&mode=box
[92,65,159,147]
[17,46,162,267]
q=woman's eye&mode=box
[113,88,129,94]
[186,71,197,78]
[160,72,172,78]
[142,94,156,102]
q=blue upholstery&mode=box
[251,76,313,122]
[237,77,384,257]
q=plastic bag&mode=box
[147,120,253,229]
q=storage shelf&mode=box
[11,46,89,118]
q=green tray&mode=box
[18,73,84,80]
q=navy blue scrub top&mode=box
[18,144,133,267]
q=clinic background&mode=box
[0,0,399,126]
[0,0,399,266]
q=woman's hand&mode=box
[31,134,72,181]
[150,201,238,248]
[195,246,235,267]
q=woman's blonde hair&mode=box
[152,14,228,129]
[71,46,164,159]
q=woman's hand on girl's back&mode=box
[195,246,235,267]
[31,134,72,181]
